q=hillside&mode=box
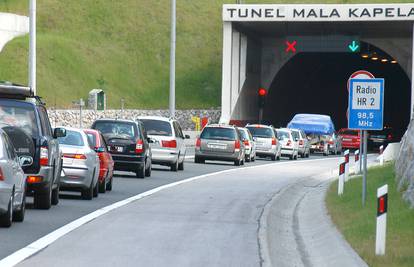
[0,0,411,108]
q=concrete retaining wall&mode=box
[48,109,221,131]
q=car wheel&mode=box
[93,181,99,198]
[271,155,276,161]
[34,186,52,210]
[51,186,59,206]
[106,177,113,191]
[241,159,245,166]
[195,156,204,164]
[289,154,294,160]
[245,155,251,162]
[145,162,152,177]
[252,156,256,162]
[13,192,25,222]
[0,195,13,227]
[234,159,241,166]
[81,180,94,200]
[136,161,146,179]
[99,180,106,194]
[178,159,184,171]
[170,160,178,172]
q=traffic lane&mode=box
[17,157,342,267]
[0,155,281,259]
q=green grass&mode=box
[0,0,413,108]
[326,163,414,267]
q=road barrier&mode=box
[344,149,350,182]
[354,149,360,174]
[376,184,388,255]
[338,159,346,195]
[379,145,384,166]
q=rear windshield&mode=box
[239,129,250,140]
[141,119,172,136]
[93,121,137,139]
[85,132,97,147]
[0,103,38,137]
[277,131,290,140]
[291,131,300,139]
[246,127,274,138]
[200,127,236,140]
[339,130,359,136]
[58,130,84,146]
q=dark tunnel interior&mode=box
[263,45,411,140]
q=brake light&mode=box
[286,140,292,146]
[234,140,241,152]
[40,146,49,166]
[387,134,393,141]
[0,167,3,181]
[196,138,201,148]
[63,154,87,160]
[162,140,177,148]
[243,140,250,146]
[135,139,144,154]
[272,138,277,146]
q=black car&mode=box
[92,119,152,178]
[368,127,394,151]
[0,83,66,209]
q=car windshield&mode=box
[200,127,236,140]
[277,131,290,140]
[239,129,250,140]
[246,127,274,138]
[58,130,84,146]
[141,119,172,136]
[94,121,137,139]
[0,103,38,137]
[340,130,358,136]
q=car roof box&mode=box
[0,82,32,99]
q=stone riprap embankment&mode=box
[395,118,414,207]
[47,109,221,130]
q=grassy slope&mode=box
[326,163,414,267]
[0,0,412,108]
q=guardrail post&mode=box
[355,149,360,174]
[376,184,388,255]
[338,158,345,195]
[379,145,384,166]
[344,149,350,182]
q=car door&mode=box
[139,122,151,160]
[174,121,186,160]
[100,134,114,178]
[3,133,25,196]
[37,106,59,184]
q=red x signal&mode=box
[285,40,297,53]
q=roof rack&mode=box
[0,82,44,104]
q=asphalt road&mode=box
[16,154,348,267]
[0,150,330,260]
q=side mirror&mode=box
[94,147,105,153]
[147,137,155,143]
[54,128,66,138]
[185,135,190,139]
[19,156,33,167]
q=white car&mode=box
[290,129,310,158]
[246,124,281,161]
[276,128,299,160]
[0,127,32,227]
[139,116,189,171]
[239,127,256,162]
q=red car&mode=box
[84,129,114,193]
[338,128,361,149]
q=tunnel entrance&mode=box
[221,4,414,139]
[264,45,411,140]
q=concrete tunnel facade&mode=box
[220,4,414,139]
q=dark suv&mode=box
[92,119,152,178]
[0,83,66,209]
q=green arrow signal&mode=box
[348,41,360,52]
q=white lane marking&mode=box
[0,157,341,267]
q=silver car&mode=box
[57,128,100,200]
[0,128,32,227]
[246,124,281,161]
[239,127,256,162]
[195,124,245,166]
[277,128,299,160]
[290,129,310,158]
[139,116,189,171]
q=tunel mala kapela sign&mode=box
[223,4,414,22]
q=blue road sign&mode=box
[348,78,384,130]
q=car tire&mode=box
[51,186,59,206]
[252,156,256,162]
[170,160,178,172]
[245,155,251,163]
[241,159,245,166]
[289,154,294,160]
[0,195,13,227]
[106,177,113,191]
[81,181,94,200]
[34,187,52,210]
[195,156,204,164]
[145,163,152,177]
[136,162,146,179]
[99,180,106,194]
[178,160,184,171]
[234,159,241,166]
[13,192,25,222]
[93,181,99,198]
[271,155,276,161]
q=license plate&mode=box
[109,146,124,152]
[208,144,226,149]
